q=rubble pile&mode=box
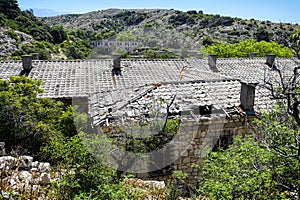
[0,143,60,199]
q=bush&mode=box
[205,39,294,58]
[62,39,91,59]
[255,26,272,42]
[0,76,144,199]
[4,29,19,41]
[202,36,214,46]
[116,32,135,41]
[0,76,64,155]
[22,41,54,60]
[44,133,142,199]
[199,136,285,199]
[30,27,53,42]
[0,13,6,26]
[49,25,67,44]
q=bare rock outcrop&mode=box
[0,28,34,60]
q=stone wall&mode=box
[139,114,256,184]
[171,115,255,184]
[0,151,61,199]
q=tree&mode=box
[0,76,143,199]
[116,32,135,41]
[204,39,293,58]
[255,108,300,198]
[262,31,300,126]
[66,45,84,59]
[0,76,65,155]
[254,26,271,42]
[43,133,142,199]
[290,29,300,59]
[0,0,20,18]
[202,36,213,46]
[50,25,68,44]
[199,136,285,199]
[254,32,300,197]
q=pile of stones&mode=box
[0,142,60,199]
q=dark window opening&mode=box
[212,134,234,151]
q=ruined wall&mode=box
[147,115,255,184]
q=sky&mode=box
[18,0,300,24]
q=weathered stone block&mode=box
[32,161,39,168]
[39,172,51,185]
[182,157,190,164]
[19,171,32,184]
[0,156,17,170]
[38,162,51,173]
[18,156,33,168]
[179,150,188,157]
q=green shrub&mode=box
[0,76,63,155]
[199,136,286,199]
[205,39,294,58]
[50,25,68,44]
[4,29,19,41]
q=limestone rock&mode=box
[9,177,17,186]
[32,161,39,168]
[0,28,35,60]
[0,156,17,170]
[0,155,56,197]
[19,171,32,184]
[1,192,13,200]
[18,156,33,168]
[30,167,39,172]
[32,185,39,196]
[39,172,51,185]
[144,180,166,189]
[38,162,50,173]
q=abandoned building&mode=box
[91,40,141,53]
[0,54,298,183]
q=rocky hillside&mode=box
[41,9,300,50]
[1,6,299,60]
[0,28,35,58]
[0,0,91,61]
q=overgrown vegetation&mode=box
[2,2,300,199]
[199,107,300,199]
[198,31,300,199]
[0,76,182,199]
[0,76,150,199]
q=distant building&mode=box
[91,40,141,53]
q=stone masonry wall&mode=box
[148,114,255,184]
